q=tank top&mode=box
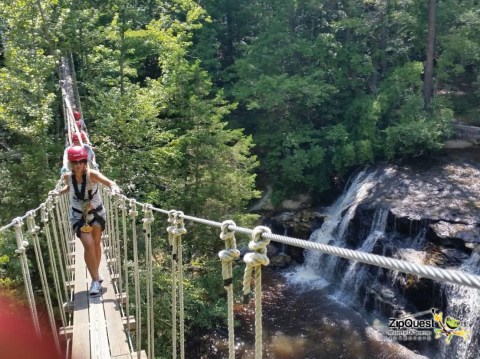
[68,170,103,222]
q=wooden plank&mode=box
[64,300,74,313]
[89,294,110,359]
[116,292,127,304]
[59,325,73,340]
[131,351,148,359]
[72,236,90,359]
[111,351,147,359]
[122,316,136,331]
[100,244,131,358]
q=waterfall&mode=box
[286,170,377,287]
[440,252,480,359]
[336,207,389,303]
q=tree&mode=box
[424,0,437,110]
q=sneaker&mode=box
[98,274,104,283]
[89,281,102,296]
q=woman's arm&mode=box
[60,148,69,174]
[50,174,69,196]
[59,174,70,194]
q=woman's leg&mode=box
[79,231,99,281]
[91,225,102,273]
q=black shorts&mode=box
[72,216,106,238]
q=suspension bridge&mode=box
[1,56,480,359]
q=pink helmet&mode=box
[71,131,87,143]
[67,146,88,162]
[75,120,83,129]
[73,111,81,120]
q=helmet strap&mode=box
[72,173,87,200]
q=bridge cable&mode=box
[218,220,241,359]
[143,204,155,359]
[243,226,271,359]
[47,196,69,302]
[13,218,41,335]
[119,196,132,344]
[129,199,142,359]
[26,211,61,353]
[167,210,178,359]
[167,210,187,359]
[41,203,69,334]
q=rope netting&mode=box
[3,188,480,359]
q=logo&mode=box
[431,309,470,344]
[386,309,435,342]
[386,308,470,343]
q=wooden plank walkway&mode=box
[71,236,146,359]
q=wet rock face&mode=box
[362,157,480,249]
[262,209,326,264]
[343,155,480,317]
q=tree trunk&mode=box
[424,0,436,110]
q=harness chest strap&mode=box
[72,170,98,201]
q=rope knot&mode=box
[220,220,236,241]
[129,200,138,218]
[118,197,126,210]
[242,226,271,301]
[142,204,154,231]
[167,209,176,224]
[218,220,240,289]
[26,212,39,234]
[248,226,271,254]
[13,217,23,228]
[46,198,54,212]
[40,204,48,223]
[174,211,187,235]
[218,249,241,262]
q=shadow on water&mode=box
[211,269,428,359]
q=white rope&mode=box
[40,204,68,331]
[167,210,178,359]
[119,197,131,337]
[140,205,480,291]
[175,211,186,359]
[13,218,41,335]
[106,188,118,277]
[112,194,121,279]
[129,199,142,358]
[53,195,71,275]
[0,203,43,232]
[58,193,74,266]
[111,192,124,301]
[3,189,480,359]
[92,195,480,292]
[47,197,69,301]
[26,211,61,353]
[103,187,114,272]
[243,226,271,359]
[143,204,155,359]
[167,210,187,359]
[218,220,240,359]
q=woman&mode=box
[60,131,98,174]
[57,146,120,295]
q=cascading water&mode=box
[286,170,377,286]
[439,252,480,359]
[336,207,389,303]
[274,162,480,359]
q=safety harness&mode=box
[71,172,105,233]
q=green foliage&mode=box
[0,0,477,355]
[0,0,62,225]
[0,232,23,294]
[384,106,453,159]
